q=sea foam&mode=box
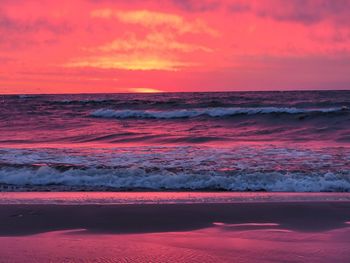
[0,166,349,192]
[0,146,349,192]
[90,107,343,119]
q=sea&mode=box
[0,90,349,192]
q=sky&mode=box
[0,0,350,94]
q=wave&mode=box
[17,95,40,99]
[0,166,349,192]
[54,99,116,104]
[90,107,348,119]
[50,98,185,107]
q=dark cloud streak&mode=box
[0,12,71,34]
[171,0,221,12]
[0,10,72,50]
[227,0,350,25]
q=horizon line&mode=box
[1,88,350,96]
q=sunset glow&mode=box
[1,3,350,262]
[0,0,350,94]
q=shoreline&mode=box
[0,192,349,205]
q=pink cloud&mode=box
[0,0,349,94]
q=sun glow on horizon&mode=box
[128,87,163,93]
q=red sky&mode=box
[0,0,350,94]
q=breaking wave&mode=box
[90,107,347,119]
[0,166,349,192]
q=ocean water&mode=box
[0,91,349,191]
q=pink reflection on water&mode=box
[0,226,349,262]
[1,192,350,204]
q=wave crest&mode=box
[0,166,349,192]
[90,107,345,119]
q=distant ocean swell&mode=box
[90,107,348,119]
[13,93,350,110]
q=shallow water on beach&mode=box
[1,192,350,204]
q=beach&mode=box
[0,193,349,262]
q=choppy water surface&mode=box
[0,91,349,191]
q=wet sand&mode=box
[0,202,350,235]
[0,198,350,262]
